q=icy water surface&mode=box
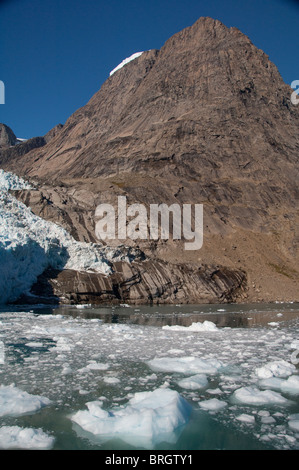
[0,302,299,450]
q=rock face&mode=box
[19,261,246,306]
[2,17,299,304]
[0,124,17,148]
[0,123,63,167]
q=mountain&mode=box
[1,17,298,305]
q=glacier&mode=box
[0,169,137,304]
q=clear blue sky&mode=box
[0,0,298,139]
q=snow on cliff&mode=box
[109,52,144,76]
[0,170,136,304]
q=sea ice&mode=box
[177,374,208,390]
[0,341,4,364]
[236,413,255,424]
[280,375,299,395]
[255,360,296,379]
[0,384,51,417]
[162,321,219,332]
[147,356,223,375]
[288,414,299,432]
[198,398,227,411]
[232,386,290,406]
[0,425,54,449]
[71,388,192,448]
[103,377,120,384]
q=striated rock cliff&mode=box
[2,17,299,304]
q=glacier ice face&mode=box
[0,169,32,191]
[0,169,138,304]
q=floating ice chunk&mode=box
[288,414,299,432]
[177,374,208,390]
[0,384,51,417]
[260,376,299,395]
[260,415,276,424]
[198,398,227,411]
[0,341,4,364]
[87,362,110,371]
[168,349,185,355]
[236,414,255,424]
[232,386,289,406]
[147,356,223,375]
[25,342,43,348]
[109,52,144,76]
[259,377,285,391]
[103,377,120,384]
[162,321,219,332]
[71,388,192,449]
[207,388,223,395]
[280,375,299,395]
[255,361,296,379]
[0,426,54,450]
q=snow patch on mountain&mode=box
[109,52,144,76]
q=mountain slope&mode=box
[1,17,299,303]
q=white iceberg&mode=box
[0,384,51,417]
[232,386,289,406]
[255,360,296,379]
[177,374,208,390]
[0,426,54,450]
[0,341,4,364]
[162,321,219,332]
[260,375,299,395]
[198,398,227,411]
[147,356,223,375]
[71,388,192,449]
[236,413,255,424]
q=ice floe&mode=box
[147,356,223,375]
[198,398,227,411]
[162,320,219,332]
[0,306,299,449]
[255,360,296,379]
[71,388,191,448]
[232,386,290,406]
[259,375,299,395]
[0,384,51,417]
[177,374,208,390]
[0,425,54,449]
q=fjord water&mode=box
[0,302,299,450]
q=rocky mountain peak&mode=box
[0,123,17,148]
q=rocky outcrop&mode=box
[2,17,299,304]
[0,123,17,148]
[18,260,246,305]
[0,123,63,167]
